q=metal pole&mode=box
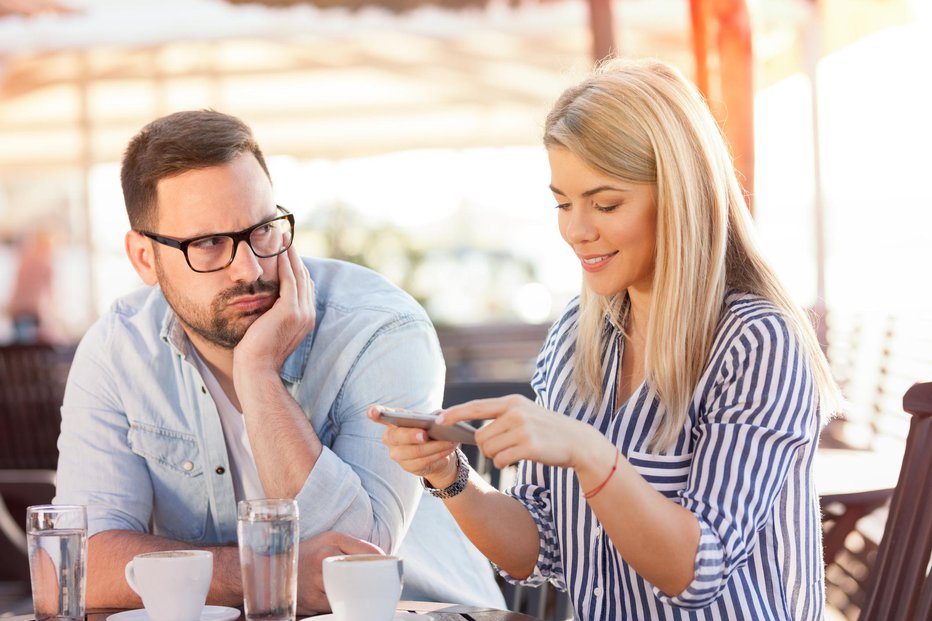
[78,50,98,327]
[805,0,828,353]
[587,0,616,63]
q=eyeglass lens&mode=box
[187,217,293,272]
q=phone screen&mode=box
[376,406,477,445]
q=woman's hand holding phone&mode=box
[366,406,460,488]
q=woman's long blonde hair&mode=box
[544,58,841,451]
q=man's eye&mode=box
[190,236,227,251]
[554,203,570,210]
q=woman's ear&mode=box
[125,230,159,286]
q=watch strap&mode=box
[422,447,470,499]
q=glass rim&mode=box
[26,504,86,513]
[237,497,299,521]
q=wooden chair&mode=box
[818,313,932,616]
[0,343,75,470]
[443,381,573,621]
[436,323,548,384]
[858,381,932,620]
[0,343,75,586]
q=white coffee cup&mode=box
[124,550,213,621]
[323,554,403,621]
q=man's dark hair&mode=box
[120,110,271,230]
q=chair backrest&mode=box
[0,343,76,469]
[443,381,537,407]
[443,381,536,489]
[437,323,549,383]
[859,381,932,620]
[441,381,574,621]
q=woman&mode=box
[369,58,840,620]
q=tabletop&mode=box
[7,601,542,621]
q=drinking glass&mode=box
[26,504,87,621]
[237,498,299,621]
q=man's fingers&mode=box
[287,243,309,301]
[334,534,384,556]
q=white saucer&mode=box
[301,613,430,621]
[108,605,241,621]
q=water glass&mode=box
[26,504,87,621]
[237,498,299,621]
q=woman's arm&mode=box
[572,426,700,596]
[370,417,542,578]
[438,397,700,596]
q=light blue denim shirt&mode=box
[54,256,504,607]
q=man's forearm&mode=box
[87,530,243,608]
[239,370,323,499]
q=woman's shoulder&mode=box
[714,289,799,353]
[722,289,783,322]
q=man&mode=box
[54,110,504,612]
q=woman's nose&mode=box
[562,208,598,244]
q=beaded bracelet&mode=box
[583,449,620,500]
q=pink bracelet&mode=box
[583,450,619,500]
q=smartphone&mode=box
[375,406,477,445]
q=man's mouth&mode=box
[227,294,274,313]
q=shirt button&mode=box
[182,461,194,472]
[595,525,602,535]
[594,586,603,597]
[215,466,226,475]
[201,386,207,394]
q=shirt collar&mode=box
[158,302,313,385]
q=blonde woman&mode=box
[369,58,839,620]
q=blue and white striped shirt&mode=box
[503,291,824,620]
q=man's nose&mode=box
[227,239,263,282]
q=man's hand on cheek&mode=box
[234,245,316,376]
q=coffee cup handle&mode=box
[124,560,140,596]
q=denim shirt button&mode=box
[215,466,226,475]
[182,461,194,472]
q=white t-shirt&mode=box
[193,352,265,502]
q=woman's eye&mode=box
[554,203,570,210]
[595,203,619,212]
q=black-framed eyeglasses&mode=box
[138,205,295,273]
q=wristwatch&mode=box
[422,447,470,499]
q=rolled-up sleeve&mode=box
[499,460,564,589]
[657,313,817,608]
[53,320,153,538]
[293,316,443,550]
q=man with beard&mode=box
[53,110,504,613]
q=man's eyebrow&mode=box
[549,184,630,197]
[189,212,279,238]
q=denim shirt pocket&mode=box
[626,449,694,500]
[128,421,208,542]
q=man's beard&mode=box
[156,260,278,350]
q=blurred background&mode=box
[1,0,929,337]
[0,0,930,618]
